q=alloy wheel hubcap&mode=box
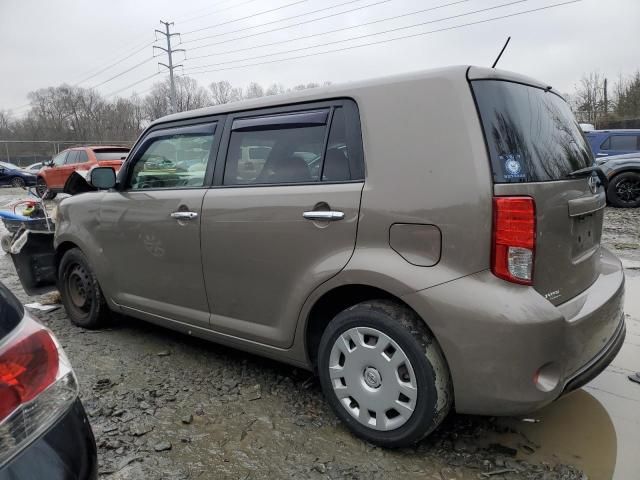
[616,179,640,202]
[328,327,417,431]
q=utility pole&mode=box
[154,21,184,114]
[603,78,609,116]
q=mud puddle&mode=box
[486,272,640,480]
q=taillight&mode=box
[0,329,58,420]
[492,197,536,285]
[0,318,78,467]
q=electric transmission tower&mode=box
[154,21,184,114]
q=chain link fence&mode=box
[1,140,131,167]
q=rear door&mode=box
[92,147,130,170]
[472,79,602,305]
[201,101,365,347]
[95,121,221,328]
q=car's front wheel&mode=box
[36,177,56,200]
[10,177,25,188]
[607,171,640,208]
[59,248,110,329]
[317,300,452,448]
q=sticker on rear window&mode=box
[501,154,526,179]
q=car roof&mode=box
[150,65,555,128]
[587,129,640,134]
[64,146,130,151]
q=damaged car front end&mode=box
[7,166,109,296]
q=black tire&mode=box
[10,177,25,188]
[36,177,56,200]
[1,234,12,253]
[317,300,452,448]
[607,172,640,208]
[58,248,110,329]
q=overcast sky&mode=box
[1,0,638,116]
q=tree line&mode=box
[3,69,640,164]
[0,77,329,163]
[568,70,640,128]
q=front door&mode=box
[201,102,365,347]
[45,151,69,188]
[96,121,220,328]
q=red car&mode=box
[37,146,130,199]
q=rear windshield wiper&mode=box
[567,165,608,190]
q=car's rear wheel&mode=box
[36,177,56,200]
[10,177,25,188]
[607,172,640,208]
[317,300,452,448]
[59,248,110,329]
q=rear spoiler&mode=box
[567,166,609,190]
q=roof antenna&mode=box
[492,36,511,69]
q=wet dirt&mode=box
[1,187,638,479]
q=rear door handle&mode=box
[302,211,345,221]
[170,211,198,220]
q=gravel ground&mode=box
[1,187,637,480]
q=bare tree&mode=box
[244,82,264,99]
[174,76,210,112]
[265,83,285,96]
[209,80,242,104]
[574,72,605,125]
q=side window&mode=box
[609,135,638,151]
[65,151,79,164]
[322,107,352,182]
[52,152,68,166]
[224,111,328,185]
[77,150,89,163]
[128,126,215,190]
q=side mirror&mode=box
[90,167,116,189]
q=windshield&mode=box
[472,80,593,183]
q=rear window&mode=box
[472,80,593,183]
[94,149,129,161]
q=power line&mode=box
[175,0,238,23]
[184,0,393,49]
[184,0,582,75]
[74,40,156,85]
[178,0,261,25]
[89,57,156,89]
[104,72,161,99]
[188,0,472,61]
[186,0,529,70]
[180,0,308,36]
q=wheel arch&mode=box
[609,167,640,179]
[304,283,450,376]
[55,240,80,269]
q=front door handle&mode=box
[302,211,345,221]
[170,211,198,220]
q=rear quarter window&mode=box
[94,150,130,161]
[472,80,593,183]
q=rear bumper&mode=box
[402,247,625,416]
[562,314,625,394]
[0,399,97,480]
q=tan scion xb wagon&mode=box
[11,66,626,447]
